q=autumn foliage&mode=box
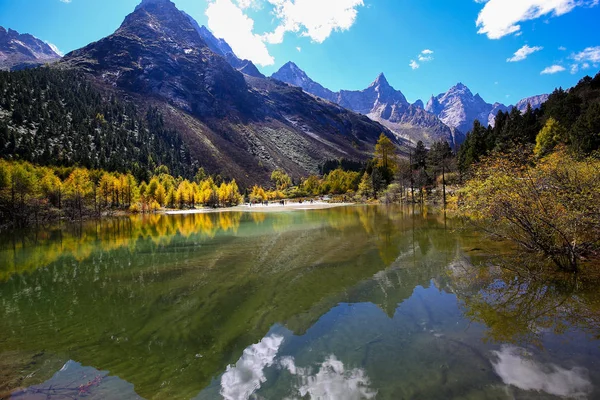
[459,149,600,272]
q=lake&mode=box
[0,206,598,399]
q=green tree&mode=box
[534,118,567,157]
[412,141,428,170]
[374,133,398,182]
[358,172,374,199]
[271,169,292,190]
[64,168,92,219]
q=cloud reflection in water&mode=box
[220,334,284,400]
[492,345,593,398]
[219,334,376,400]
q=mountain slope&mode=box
[425,83,495,134]
[184,14,264,78]
[272,64,459,147]
[272,61,337,102]
[0,27,60,71]
[0,68,197,180]
[58,0,399,186]
[427,83,549,133]
[515,94,549,113]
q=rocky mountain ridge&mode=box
[0,26,60,71]
[272,63,460,147]
[59,0,402,186]
[272,62,548,141]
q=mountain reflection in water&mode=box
[0,206,598,399]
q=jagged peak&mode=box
[370,72,390,88]
[278,61,308,77]
[282,61,300,69]
[136,0,173,8]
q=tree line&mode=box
[458,73,600,173]
[0,160,242,227]
[456,73,600,273]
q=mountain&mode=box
[427,84,549,133]
[0,26,60,71]
[183,13,264,78]
[412,99,424,109]
[425,83,495,135]
[57,0,400,186]
[272,64,460,147]
[272,61,337,102]
[487,102,511,126]
[515,94,550,113]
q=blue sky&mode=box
[1,0,599,104]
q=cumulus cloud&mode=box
[410,49,434,70]
[506,44,543,62]
[572,46,600,63]
[491,345,592,398]
[476,0,599,39]
[220,335,284,400]
[263,0,364,44]
[540,64,566,74]
[206,0,275,66]
[236,0,258,8]
[280,355,377,399]
[568,46,600,74]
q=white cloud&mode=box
[296,46,302,52]
[558,46,567,51]
[280,355,377,399]
[410,49,434,69]
[220,335,284,400]
[418,49,434,61]
[206,0,275,66]
[541,64,566,74]
[263,0,364,44]
[59,0,71,3]
[46,42,64,56]
[476,0,598,39]
[568,46,600,74]
[236,0,258,8]
[492,345,592,398]
[572,46,600,63]
[570,64,579,74]
[506,44,543,62]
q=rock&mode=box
[0,26,60,71]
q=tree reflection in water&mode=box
[452,254,600,348]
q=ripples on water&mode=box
[0,206,598,399]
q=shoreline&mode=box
[164,202,355,215]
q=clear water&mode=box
[0,206,598,399]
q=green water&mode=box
[0,206,598,399]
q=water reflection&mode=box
[451,256,600,348]
[10,360,141,400]
[491,345,592,398]
[0,206,599,399]
[219,335,284,400]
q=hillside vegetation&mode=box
[0,68,198,181]
[457,73,600,273]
